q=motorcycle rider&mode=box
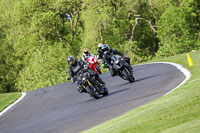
[97,43,107,68]
[67,55,105,93]
[102,44,133,77]
[82,48,95,63]
[82,48,100,73]
[97,43,104,60]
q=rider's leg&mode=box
[125,57,133,72]
[110,67,116,77]
[93,72,105,85]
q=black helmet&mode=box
[67,56,75,65]
[83,48,89,55]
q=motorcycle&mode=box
[111,55,135,83]
[68,71,108,99]
[87,56,102,74]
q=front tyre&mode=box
[85,85,101,99]
[95,65,102,74]
[129,75,135,83]
[122,68,135,83]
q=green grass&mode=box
[0,92,21,112]
[82,51,200,133]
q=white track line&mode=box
[136,62,191,95]
[0,62,191,117]
[0,92,26,117]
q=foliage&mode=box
[16,44,68,91]
[156,0,200,57]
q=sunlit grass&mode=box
[0,92,21,112]
[82,51,200,133]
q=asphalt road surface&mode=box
[0,63,185,133]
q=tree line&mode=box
[0,0,199,92]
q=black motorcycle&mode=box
[111,55,135,83]
[68,71,108,99]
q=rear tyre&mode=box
[102,87,108,96]
[85,85,101,99]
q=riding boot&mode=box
[110,67,116,77]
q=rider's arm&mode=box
[68,67,74,79]
[112,48,124,57]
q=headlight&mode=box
[82,77,86,81]
[82,77,87,84]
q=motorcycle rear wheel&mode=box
[85,85,101,99]
[102,87,108,96]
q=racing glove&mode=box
[101,63,106,68]
[71,78,75,83]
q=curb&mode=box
[0,92,26,117]
[136,62,191,95]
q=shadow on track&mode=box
[80,88,130,103]
[115,74,160,87]
[108,88,130,96]
[134,74,159,83]
[132,67,145,72]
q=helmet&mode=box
[67,56,75,65]
[83,48,89,55]
[98,43,103,48]
[102,44,109,53]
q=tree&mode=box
[156,0,200,57]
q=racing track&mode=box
[0,63,187,133]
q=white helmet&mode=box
[98,43,103,48]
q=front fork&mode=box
[81,80,93,90]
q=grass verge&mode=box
[82,51,200,133]
[0,92,21,112]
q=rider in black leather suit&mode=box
[67,56,105,93]
[102,45,133,77]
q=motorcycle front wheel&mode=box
[122,68,135,83]
[95,65,102,74]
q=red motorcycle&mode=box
[87,56,102,74]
